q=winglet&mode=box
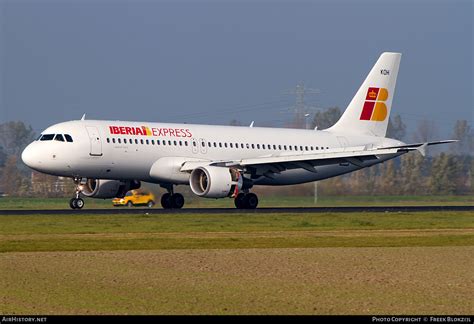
[417,143,428,157]
[249,121,254,128]
[81,114,86,121]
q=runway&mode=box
[0,205,472,215]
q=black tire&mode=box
[171,193,184,209]
[147,200,155,208]
[161,193,172,209]
[69,198,77,209]
[244,193,258,209]
[127,201,133,207]
[75,198,85,209]
[234,193,246,209]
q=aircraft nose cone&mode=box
[21,143,39,169]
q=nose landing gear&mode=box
[70,177,85,210]
[69,197,84,209]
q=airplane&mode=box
[21,52,455,209]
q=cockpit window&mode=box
[36,134,42,141]
[64,134,73,142]
[40,134,55,141]
[54,134,65,142]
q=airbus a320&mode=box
[21,52,455,209]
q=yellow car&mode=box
[112,190,156,208]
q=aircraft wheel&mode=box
[75,198,84,209]
[161,193,172,209]
[69,198,77,209]
[234,193,246,209]
[244,193,258,209]
[171,193,184,209]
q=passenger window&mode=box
[208,142,211,147]
[54,134,65,142]
[300,146,303,151]
[273,145,276,150]
[168,140,171,145]
[185,141,188,146]
[203,142,206,147]
[230,143,233,148]
[180,141,183,146]
[246,143,250,149]
[163,140,166,146]
[224,143,227,148]
[135,139,138,144]
[193,141,197,147]
[151,140,155,145]
[145,140,148,145]
[289,146,292,151]
[112,138,116,144]
[107,138,110,143]
[278,145,281,150]
[311,146,314,151]
[219,143,222,148]
[262,144,265,149]
[174,140,177,146]
[40,134,55,141]
[257,144,260,149]
[235,143,238,148]
[241,143,244,149]
[305,146,308,151]
[118,138,121,144]
[283,145,287,150]
[140,139,144,145]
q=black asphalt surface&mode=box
[0,206,473,215]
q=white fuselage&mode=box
[22,119,402,186]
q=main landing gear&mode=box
[70,177,85,210]
[160,185,184,209]
[234,192,259,209]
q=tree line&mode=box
[0,112,472,198]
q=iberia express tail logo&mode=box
[360,87,388,121]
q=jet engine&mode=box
[81,179,141,199]
[189,166,243,198]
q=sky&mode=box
[0,0,472,138]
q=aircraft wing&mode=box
[180,140,457,177]
[376,140,458,157]
[180,146,401,176]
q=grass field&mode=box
[1,210,473,314]
[0,195,473,209]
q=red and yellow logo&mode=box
[109,125,193,138]
[360,87,388,121]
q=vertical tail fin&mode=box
[327,52,401,137]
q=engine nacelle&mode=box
[189,166,243,198]
[81,179,141,199]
